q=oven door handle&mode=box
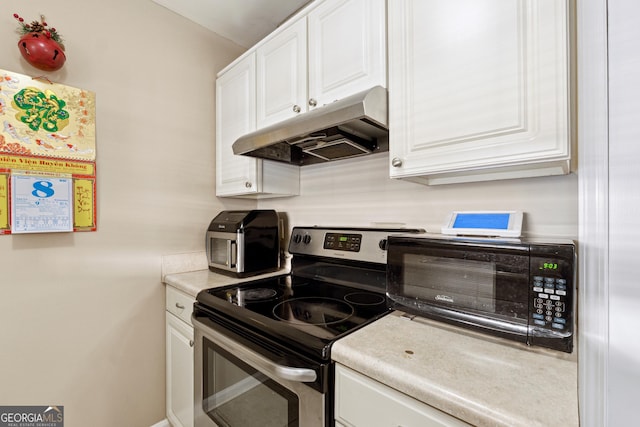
[194,317,318,383]
[273,365,317,382]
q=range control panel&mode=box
[289,227,425,264]
[323,233,362,252]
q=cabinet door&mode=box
[166,312,194,427]
[308,0,386,109]
[216,53,262,196]
[335,364,470,427]
[257,18,308,128]
[216,53,300,198]
[388,0,571,185]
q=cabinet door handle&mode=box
[391,157,403,167]
[189,340,194,348]
[308,98,317,107]
[245,181,252,188]
[175,302,185,309]
[292,104,301,113]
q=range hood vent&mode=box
[232,86,388,166]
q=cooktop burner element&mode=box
[239,288,279,301]
[344,292,386,306]
[200,276,388,344]
[273,297,355,325]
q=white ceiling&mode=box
[151,0,314,48]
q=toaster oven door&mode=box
[206,231,243,274]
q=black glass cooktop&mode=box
[195,274,391,361]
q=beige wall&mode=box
[0,0,250,426]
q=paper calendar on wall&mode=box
[0,68,97,234]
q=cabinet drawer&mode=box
[335,364,470,427]
[166,286,195,326]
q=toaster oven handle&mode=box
[227,240,237,268]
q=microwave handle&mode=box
[227,240,236,268]
[390,298,529,338]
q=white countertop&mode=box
[332,311,579,427]
[163,268,289,298]
[161,250,289,297]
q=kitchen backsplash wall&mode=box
[259,153,578,238]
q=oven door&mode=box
[193,317,325,427]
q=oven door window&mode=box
[202,336,299,427]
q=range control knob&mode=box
[378,239,388,250]
[303,235,312,245]
[292,234,302,244]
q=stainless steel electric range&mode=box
[192,226,423,427]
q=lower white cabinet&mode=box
[334,364,470,427]
[166,286,195,427]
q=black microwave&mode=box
[386,235,576,353]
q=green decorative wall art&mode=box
[0,68,95,161]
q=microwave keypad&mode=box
[532,276,568,330]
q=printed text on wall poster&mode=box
[11,174,73,233]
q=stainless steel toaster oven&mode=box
[206,210,280,277]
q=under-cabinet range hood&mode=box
[232,86,388,166]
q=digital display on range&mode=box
[324,233,362,252]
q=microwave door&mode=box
[403,256,496,312]
[388,248,530,341]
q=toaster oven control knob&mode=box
[303,235,312,245]
[379,239,388,250]
[292,234,302,244]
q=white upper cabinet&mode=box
[257,19,308,129]
[256,0,387,128]
[216,54,300,197]
[216,0,385,197]
[307,0,387,108]
[388,0,573,185]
